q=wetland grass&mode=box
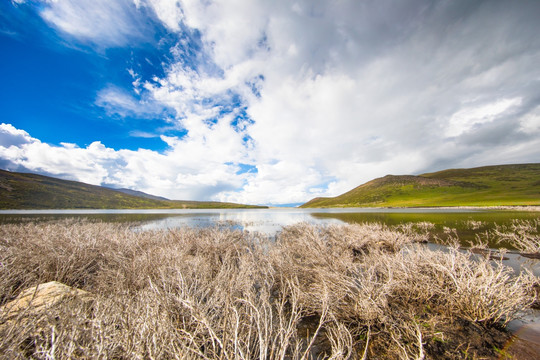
[0,220,538,359]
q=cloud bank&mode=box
[3,0,540,204]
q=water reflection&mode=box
[135,209,345,234]
[1,208,538,241]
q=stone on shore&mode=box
[0,281,93,322]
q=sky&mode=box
[1,0,540,206]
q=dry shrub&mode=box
[0,220,304,359]
[492,218,540,254]
[272,223,537,359]
[382,245,535,325]
[0,220,537,359]
[462,219,486,230]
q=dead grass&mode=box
[0,219,537,359]
[492,219,540,254]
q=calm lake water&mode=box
[2,207,539,272]
[3,207,539,277]
[1,207,538,243]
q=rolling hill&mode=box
[0,170,266,209]
[301,163,540,208]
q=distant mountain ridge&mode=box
[114,188,170,201]
[301,163,540,208]
[0,169,265,209]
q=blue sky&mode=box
[1,0,540,205]
[1,0,181,151]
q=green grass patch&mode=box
[302,163,540,208]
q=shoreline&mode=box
[302,205,540,211]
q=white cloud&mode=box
[178,0,271,68]
[445,98,523,137]
[35,0,145,46]
[519,106,540,134]
[96,85,165,118]
[179,0,540,204]
[5,0,540,205]
[129,130,159,138]
[0,127,116,185]
[0,124,33,147]
[141,0,183,32]
[0,123,251,201]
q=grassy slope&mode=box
[301,163,540,208]
[0,170,265,209]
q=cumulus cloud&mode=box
[148,0,540,203]
[0,124,32,148]
[5,0,540,204]
[0,123,249,201]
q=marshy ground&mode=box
[0,219,539,359]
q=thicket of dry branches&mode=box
[493,219,540,254]
[0,219,537,359]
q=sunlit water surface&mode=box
[2,207,537,233]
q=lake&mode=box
[1,207,539,243]
[4,206,538,265]
[2,207,539,274]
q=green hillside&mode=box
[0,170,265,209]
[301,163,540,208]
